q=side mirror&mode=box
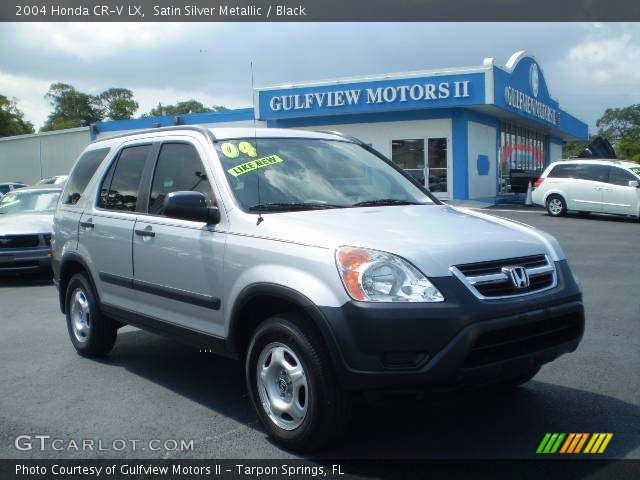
[628,180,639,188]
[163,191,220,224]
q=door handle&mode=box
[135,228,155,238]
[79,220,94,229]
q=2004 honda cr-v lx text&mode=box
[52,126,584,451]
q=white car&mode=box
[532,159,640,218]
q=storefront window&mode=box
[427,138,447,192]
[392,139,425,185]
[499,122,548,193]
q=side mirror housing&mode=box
[628,180,639,188]
[163,191,220,224]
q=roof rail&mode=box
[93,124,217,143]
[315,130,367,146]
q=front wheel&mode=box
[546,195,567,217]
[245,313,350,452]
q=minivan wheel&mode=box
[65,273,117,357]
[546,195,567,217]
[245,313,350,452]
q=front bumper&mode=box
[0,248,52,273]
[319,260,584,390]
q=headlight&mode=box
[335,246,444,302]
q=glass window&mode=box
[392,139,425,186]
[608,167,637,186]
[214,138,434,211]
[149,143,215,215]
[576,164,609,182]
[63,148,110,205]
[548,164,576,178]
[0,190,61,215]
[99,145,149,211]
[427,138,447,192]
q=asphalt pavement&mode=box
[0,208,638,460]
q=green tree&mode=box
[596,104,640,161]
[98,88,138,120]
[146,100,228,116]
[0,94,35,137]
[41,83,103,131]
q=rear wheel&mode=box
[546,195,567,217]
[65,273,117,357]
[245,313,350,452]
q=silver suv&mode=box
[52,126,584,451]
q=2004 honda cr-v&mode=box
[52,126,584,451]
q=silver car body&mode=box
[53,128,567,338]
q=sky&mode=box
[0,22,639,132]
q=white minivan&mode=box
[532,159,640,218]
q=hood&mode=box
[238,204,559,277]
[0,212,54,236]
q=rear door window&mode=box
[574,164,609,182]
[98,145,150,212]
[63,148,110,205]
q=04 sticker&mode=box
[227,154,284,177]
[220,141,258,159]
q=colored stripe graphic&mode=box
[539,433,613,454]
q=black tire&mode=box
[245,313,350,452]
[494,367,540,388]
[65,272,117,357]
[546,195,567,217]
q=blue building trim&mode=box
[452,113,469,200]
[267,108,454,129]
[91,108,254,139]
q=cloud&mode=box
[15,22,207,60]
[0,70,51,129]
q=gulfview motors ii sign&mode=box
[503,64,559,126]
[268,80,472,112]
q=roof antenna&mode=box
[251,60,263,226]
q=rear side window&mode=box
[98,145,150,211]
[63,148,110,205]
[148,143,215,215]
[608,167,637,186]
[547,164,576,178]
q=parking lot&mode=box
[0,208,638,460]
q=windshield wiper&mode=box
[352,198,422,207]
[248,202,344,212]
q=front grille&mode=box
[0,235,40,249]
[463,314,582,368]
[452,254,556,299]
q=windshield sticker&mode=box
[630,167,640,176]
[227,154,283,177]
[220,141,258,159]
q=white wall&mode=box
[296,119,453,196]
[0,128,91,184]
[550,142,563,163]
[95,120,264,141]
[467,121,497,199]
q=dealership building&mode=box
[1,51,588,201]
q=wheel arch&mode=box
[57,253,96,314]
[227,283,342,366]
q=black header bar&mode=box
[2,0,640,22]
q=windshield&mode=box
[0,190,60,215]
[214,138,435,211]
